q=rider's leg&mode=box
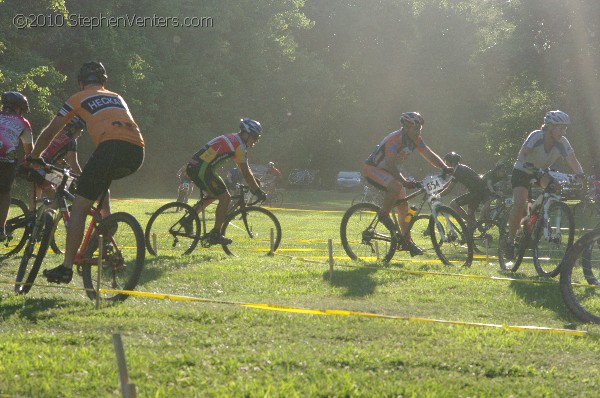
[507,186,528,242]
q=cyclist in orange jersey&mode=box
[28,61,145,284]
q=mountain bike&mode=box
[340,172,474,267]
[469,195,513,256]
[145,184,282,257]
[559,226,600,323]
[0,197,30,258]
[351,184,383,206]
[498,168,575,277]
[571,177,600,232]
[14,162,145,302]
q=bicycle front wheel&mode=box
[144,202,201,256]
[81,212,145,302]
[340,203,396,262]
[559,228,600,323]
[1,198,30,258]
[221,206,282,256]
[533,201,575,277]
[14,212,54,294]
[572,200,599,233]
[430,205,473,267]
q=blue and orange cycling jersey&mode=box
[365,129,427,167]
[191,133,247,168]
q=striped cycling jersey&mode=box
[57,87,144,148]
[191,133,247,168]
[365,129,427,168]
[0,112,33,163]
[514,130,574,173]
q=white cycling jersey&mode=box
[513,130,574,173]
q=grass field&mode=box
[1,189,600,397]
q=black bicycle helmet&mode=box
[239,118,262,138]
[1,91,29,113]
[77,61,107,85]
[444,152,461,164]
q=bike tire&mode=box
[533,201,575,277]
[81,212,146,302]
[572,200,599,233]
[14,212,54,294]
[472,218,505,262]
[50,206,71,255]
[559,228,600,323]
[1,198,30,258]
[221,206,282,256]
[429,205,474,267]
[144,202,201,256]
[340,202,397,262]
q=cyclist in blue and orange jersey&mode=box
[186,118,266,245]
[0,91,34,240]
[28,61,145,284]
[362,112,453,256]
[504,110,584,259]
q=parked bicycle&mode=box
[288,169,319,187]
[145,184,282,257]
[497,168,576,277]
[559,226,600,323]
[340,172,474,267]
[14,161,145,302]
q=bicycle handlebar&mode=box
[26,156,80,179]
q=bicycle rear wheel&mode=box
[144,202,201,256]
[472,218,505,263]
[1,198,30,258]
[14,212,54,294]
[430,205,473,267]
[81,212,145,302]
[533,201,575,277]
[340,203,396,262]
[221,206,282,256]
[559,228,600,323]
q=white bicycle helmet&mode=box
[543,110,570,125]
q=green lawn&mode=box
[1,191,599,397]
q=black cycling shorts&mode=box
[187,160,228,197]
[511,168,537,189]
[76,140,144,200]
[454,190,488,208]
[0,162,16,194]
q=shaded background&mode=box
[2,0,600,197]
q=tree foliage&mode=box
[1,0,600,195]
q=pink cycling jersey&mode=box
[0,112,33,163]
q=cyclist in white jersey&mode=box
[505,110,584,259]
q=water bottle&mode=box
[404,205,417,223]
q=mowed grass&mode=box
[1,190,600,397]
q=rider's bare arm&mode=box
[30,116,67,158]
[238,162,261,191]
[565,152,584,176]
[421,145,448,170]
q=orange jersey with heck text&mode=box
[58,87,144,148]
